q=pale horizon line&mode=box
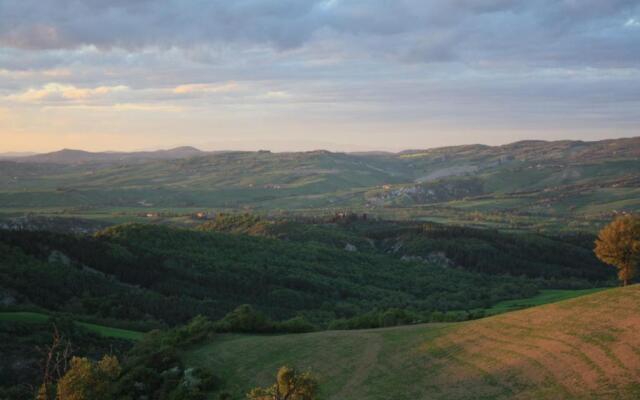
[3,135,638,156]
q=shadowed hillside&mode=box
[185,285,640,399]
[1,224,557,326]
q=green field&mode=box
[0,312,144,341]
[483,288,607,315]
[184,286,640,399]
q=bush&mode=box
[213,305,272,333]
[111,316,218,399]
[214,305,315,334]
[328,308,422,330]
[275,316,316,333]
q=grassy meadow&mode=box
[482,288,608,315]
[184,286,640,399]
[0,312,144,341]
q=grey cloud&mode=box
[0,0,324,50]
[1,0,640,137]
[0,0,638,67]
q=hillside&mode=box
[199,215,611,280]
[14,146,205,164]
[185,285,640,400]
[1,138,638,231]
[0,152,37,159]
[0,221,616,399]
[0,224,552,326]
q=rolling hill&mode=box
[0,152,37,159]
[0,220,617,399]
[1,138,638,231]
[13,146,205,164]
[185,285,640,400]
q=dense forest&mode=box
[200,214,611,280]
[1,217,613,326]
[0,225,531,326]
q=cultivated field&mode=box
[0,312,144,341]
[186,286,640,399]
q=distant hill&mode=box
[185,285,640,399]
[0,152,37,159]
[399,137,640,162]
[1,137,638,231]
[14,146,205,164]
[14,137,640,165]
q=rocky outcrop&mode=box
[344,243,358,252]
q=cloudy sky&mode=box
[1,0,639,152]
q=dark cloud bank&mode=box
[1,0,639,66]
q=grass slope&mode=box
[185,286,640,400]
[0,312,144,341]
[482,288,607,315]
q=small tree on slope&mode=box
[247,366,318,400]
[595,215,640,286]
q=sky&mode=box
[1,0,639,153]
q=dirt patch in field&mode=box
[413,286,640,399]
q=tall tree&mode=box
[594,215,640,286]
[37,326,72,400]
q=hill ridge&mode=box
[16,146,205,164]
[11,136,640,160]
[2,136,638,232]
